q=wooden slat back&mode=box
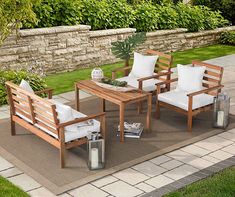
[192,60,224,95]
[146,49,172,73]
[5,81,59,135]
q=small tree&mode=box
[0,0,37,46]
[111,32,146,70]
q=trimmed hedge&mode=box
[22,0,229,32]
[0,70,47,105]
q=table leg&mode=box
[147,94,152,131]
[101,99,105,112]
[119,103,125,143]
[75,85,79,111]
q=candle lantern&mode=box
[87,132,105,170]
[213,93,230,129]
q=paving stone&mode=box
[8,174,41,192]
[228,129,235,134]
[181,144,211,157]
[132,161,167,177]
[221,144,235,155]
[206,165,223,173]
[59,91,75,101]
[0,167,22,178]
[0,111,10,119]
[160,159,183,170]
[202,135,233,147]
[218,132,235,142]
[193,171,210,179]
[188,158,214,169]
[201,155,221,164]
[209,150,233,161]
[163,164,199,181]
[69,184,108,197]
[194,140,222,152]
[169,180,187,190]
[0,156,13,171]
[178,175,201,185]
[113,168,149,185]
[149,155,172,165]
[167,150,198,163]
[145,175,174,188]
[57,193,71,197]
[28,187,56,197]
[51,96,69,104]
[92,176,118,188]
[135,182,156,193]
[0,105,9,111]
[102,181,143,197]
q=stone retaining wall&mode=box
[0,25,235,74]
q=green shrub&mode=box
[192,0,235,25]
[0,70,47,105]
[79,0,110,30]
[105,0,134,29]
[23,0,82,28]
[156,4,178,29]
[220,31,235,45]
[132,2,159,32]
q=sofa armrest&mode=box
[57,112,106,129]
[35,88,53,99]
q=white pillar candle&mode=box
[91,148,99,169]
[217,111,224,126]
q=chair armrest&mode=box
[57,112,105,129]
[156,78,178,87]
[187,85,224,97]
[112,66,132,79]
[137,71,173,82]
[35,88,53,99]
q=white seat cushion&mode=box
[116,75,161,92]
[158,90,214,111]
[35,109,100,143]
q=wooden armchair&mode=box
[112,49,173,94]
[156,60,224,132]
[6,82,106,168]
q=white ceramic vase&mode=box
[91,67,104,82]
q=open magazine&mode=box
[117,122,144,138]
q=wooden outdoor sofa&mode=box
[5,81,106,168]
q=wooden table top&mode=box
[76,80,149,105]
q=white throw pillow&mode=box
[176,64,206,92]
[19,79,34,93]
[129,52,158,78]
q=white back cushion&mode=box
[19,79,34,93]
[177,64,206,92]
[130,52,158,78]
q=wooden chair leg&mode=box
[137,101,142,114]
[101,115,106,140]
[60,145,65,168]
[156,102,160,119]
[11,118,16,136]
[187,114,193,132]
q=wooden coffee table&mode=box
[75,80,152,142]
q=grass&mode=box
[0,176,29,197]
[46,44,235,94]
[164,166,235,197]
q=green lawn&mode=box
[164,166,235,197]
[0,176,29,197]
[46,44,235,94]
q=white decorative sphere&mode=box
[91,67,104,81]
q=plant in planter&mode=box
[111,32,146,75]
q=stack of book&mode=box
[117,122,144,138]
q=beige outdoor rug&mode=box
[0,97,235,194]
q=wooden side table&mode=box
[75,80,152,142]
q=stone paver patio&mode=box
[0,54,234,197]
